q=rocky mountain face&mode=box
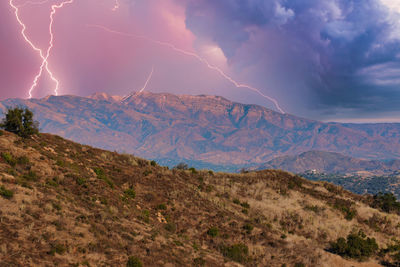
[1,130,400,266]
[255,151,400,175]
[1,92,400,170]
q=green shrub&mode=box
[372,193,400,214]
[240,202,250,209]
[76,177,86,186]
[156,203,167,210]
[143,170,152,176]
[0,185,14,199]
[49,243,66,255]
[242,223,254,234]
[93,167,113,188]
[330,230,379,260]
[294,263,305,267]
[207,227,219,237]
[46,177,59,187]
[333,199,357,220]
[124,188,136,199]
[189,167,197,174]
[1,107,39,137]
[150,160,157,166]
[0,130,3,136]
[233,198,241,205]
[126,256,142,267]
[23,170,38,181]
[93,167,104,177]
[140,210,150,223]
[220,243,249,263]
[1,152,16,166]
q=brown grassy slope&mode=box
[0,131,399,267]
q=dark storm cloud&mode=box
[184,0,400,116]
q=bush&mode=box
[221,243,249,263]
[174,162,188,170]
[124,188,136,199]
[49,243,66,255]
[240,202,250,209]
[150,160,157,166]
[93,167,114,188]
[233,198,241,205]
[1,107,39,137]
[126,256,142,267]
[1,152,16,166]
[0,185,14,199]
[23,170,38,181]
[156,203,167,210]
[330,230,379,260]
[372,193,400,214]
[242,223,254,234]
[207,227,219,237]
[76,177,86,186]
[333,199,357,220]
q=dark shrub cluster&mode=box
[372,193,400,214]
[207,227,219,237]
[126,256,142,267]
[93,167,114,188]
[0,185,14,199]
[1,107,39,138]
[330,230,378,260]
[220,243,249,263]
[333,199,357,220]
[174,162,188,170]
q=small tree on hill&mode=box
[1,107,39,137]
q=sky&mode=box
[1,0,400,122]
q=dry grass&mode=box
[0,131,399,266]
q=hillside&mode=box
[1,92,400,170]
[1,130,400,266]
[255,151,400,175]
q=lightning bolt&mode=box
[9,0,73,98]
[16,0,50,8]
[87,24,285,113]
[139,66,154,93]
[121,66,154,102]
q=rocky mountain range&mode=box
[1,92,400,170]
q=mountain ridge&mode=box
[1,92,400,170]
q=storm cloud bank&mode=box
[1,0,399,121]
[184,0,400,119]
